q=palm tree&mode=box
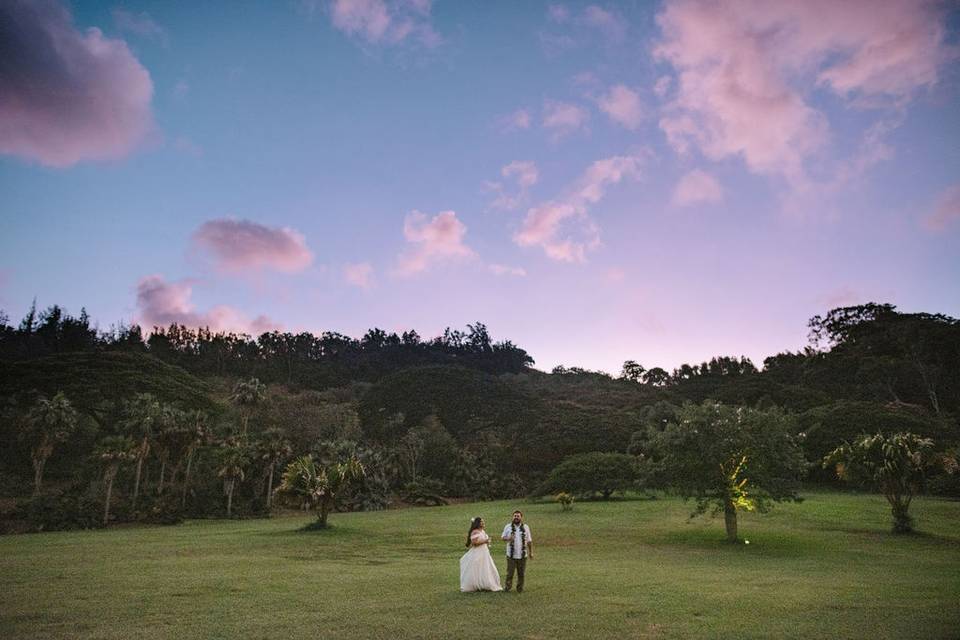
[180,411,209,509]
[275,455,365,527]
[258,429,292,511]
[22,392,79,496]
[95,435,137,525]
[230,378,266,437]
[121,393,164,507]
[217,439,249,517]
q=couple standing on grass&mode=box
[460,510,533,593]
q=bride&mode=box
[460,517,503,592]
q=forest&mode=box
[0,301,957,533]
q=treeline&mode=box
[0,301,958,533]
[0,302,534,384]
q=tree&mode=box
[620,360,646,383]
[216,439,249,517]
[275,454,365,527]
[642,367,671,387]
[824,432,939,533]
[22,392,79,496]
[651,402,806,542]
[121,393,164,507]
[535,452,641,499]
[257,428,292,510]
[95,435,136,525]
[230,378,266,437]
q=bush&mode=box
[16,489,103,532]
[138,493,185,525]
[555,492,574,511]
[400,479,448,506]
[535,452,641,499]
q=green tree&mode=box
[216,439,250,517]
[535,452,641,499]
[275,454,365,527]
[620,360,646,383]
[95,435,137,525]
[257,428,292,510]
[824,432,939,533]
[230,378,266,437]
[121,393,165,507]
[651,402,806,542]
[22,392,79,496]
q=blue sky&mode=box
[1,0,958,373]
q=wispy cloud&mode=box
[543,100,589,139]
[514,154,644,263]
[486,160,539,211]
[344,262,376,289]
[672,169,723,207]
[596,84,644,130]
[0,0,154,167]
[923,183,960,232]
[497,108,532,132]
[320,0,441,47]
[396,210,477,275]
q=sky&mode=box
[1,0,959,375]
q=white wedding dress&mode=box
[459,530,503,592]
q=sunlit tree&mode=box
[651,402,806,542]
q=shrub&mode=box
[556,492,574,511]
[400,479,448,506]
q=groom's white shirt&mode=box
[501,523,532,559]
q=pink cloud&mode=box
[327,0,441,47]
[923,183,960,231]
[597,84,644,130]
[582,5,626,42]
[486,160,539,211]
[192,219,314,274]
[543,100,589,139]
[135,275,279,335]
[0,0,154,168]
[672,169,723,206]
[497,109,532,132]
[653,0,954,185]
[344,262,375,289]
[514,154,644,263]
[396,210,477,275]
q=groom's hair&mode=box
[512,510,523,517]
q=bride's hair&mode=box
[465,517,483,547]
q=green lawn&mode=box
[2,492,959,639]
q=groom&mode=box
[501,510,533,593]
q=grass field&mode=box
[2,492,959,640]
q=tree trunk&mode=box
[158,459,166,494]
[889,495,913,533]
[32,453,47,497]
[181,448,195,509]
[724,499,738,542]
[133,437,148,505]
[318,498,331,527]
[103,466,118,526]
[266,462,275,509]
[226,479,235,517]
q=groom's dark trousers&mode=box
[505,557,526,592]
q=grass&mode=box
[1,491,959,639]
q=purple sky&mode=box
[1,0,958,374]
